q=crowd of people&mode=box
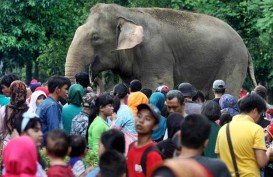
[0,72,273,177]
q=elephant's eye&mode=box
[91,34,99,41]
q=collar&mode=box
[233,114,255,123]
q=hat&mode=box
[30,79,38,85]
[178,82,197,97]
[82,92,96,109]
[137,104,161,124]
[30,82,42,92]
[213,80,226,90]
[156,85,170,93]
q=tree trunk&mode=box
[25,61,32,85]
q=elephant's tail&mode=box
[247,50,257,87]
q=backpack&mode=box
[128,142,165,176]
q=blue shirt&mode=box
[86,167,100,177]
[36,96,63,144]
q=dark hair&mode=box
[100,129,125,154]
[180,114,211,149]
[140,88,153,99]
[113,83,128,99]
[69,135,86,158]
[201,100,221,121]
[0,74,19,87]
[213,88,225,94]
[166,90,184,105]
[238,93,267,114]
[254,85,267,100]
[75,72,90,88]
[192,91,205,103]
[130,80,142,92]
[219,113,232,127]
[95,93,113,114]
[45,130,70,158]
[99,150,126,177]
[47,75,71,93]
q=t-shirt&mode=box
[215,114,266,177]
[46,165,74,177]
[88,116,110,151]
[70,111,89,138]
[62,104,82,134]
[204,121,220,158]
[127,141,163,177]
[68,157,86,177]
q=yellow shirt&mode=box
[215,114,266,177]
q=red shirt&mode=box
[46,165,74,177]
[127,141,163,177]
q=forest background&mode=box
[1,0,273,98]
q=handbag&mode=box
[226,123,240,177]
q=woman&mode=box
[28,90,47,113]
[0,80,28,153]
[3,136,38,177]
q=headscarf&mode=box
[9,80,27,110]
[167,113,184,139]
[68,84,84,106]
[128,91,149,117]
[28,91,47,113]
[149,92,165,111]
[34,86,49,96]
[3,136,38,177]
[219,94,239,117]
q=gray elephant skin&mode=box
[65,3,256,97]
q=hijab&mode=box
[149,92,165,111]
[68,84,84,106]
[3,136,38,177]
[219,94,239,117]
[28,91,47,113]
[128,91,149,117]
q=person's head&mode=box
[238,93,267,122]
[140,88,153,99]
[167,113,184,139]
[82,92,97,113]
[69,135,87,158]
[155,85,170,96]
[35,86,49,96]
[149,92,165,111]
[181,114,211,149]
[219,94,239,117]
[136,104,160,135]
[3,136,37,176]
[47,75,71,100]
[219,113,232,127]
[99,129,125,156]
[30,82,42,93]
[201,100,221,122]
[113,83,129,99]
[212,80,226,94]
[254,85,267,100]
[192,91,205,103]
[14,112,43,147]
[99,150,126,177]
[29,90,47,112]
[9,80,27,107]
[129,79,142,92]
[95,93,114,117]
[165,90,184,114]
[68,84,84,106]
[1,74,19,97]
[45,130,70,159]
[178,82,197,99]
[75,72,90,88]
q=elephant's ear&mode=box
[115,17,144,51]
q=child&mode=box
[127,104,163,177]
[44,130,73,177]
[68,135,87,177]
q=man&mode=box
[215,93,271,177]
[0,74,19,106]
[153,114,231,177]
[178,82,202,114]
[212,80,226,105]
[165,90,186,117]
[36,75,71,144]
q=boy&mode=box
[99,150,126,177]
[68,135,87,177]
[127,103,163,177]
[36,75,71,145]
[45,130,73,177]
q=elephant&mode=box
[65,3,257,97]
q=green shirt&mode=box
[204,121,220,158]
[88,116,110,151]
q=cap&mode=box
[213,80,226,90]
[137,104,161,124]
[156,85,170,93]
[178,82,197,97]
[82,92,96,109]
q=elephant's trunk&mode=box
[65,54,86,84]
